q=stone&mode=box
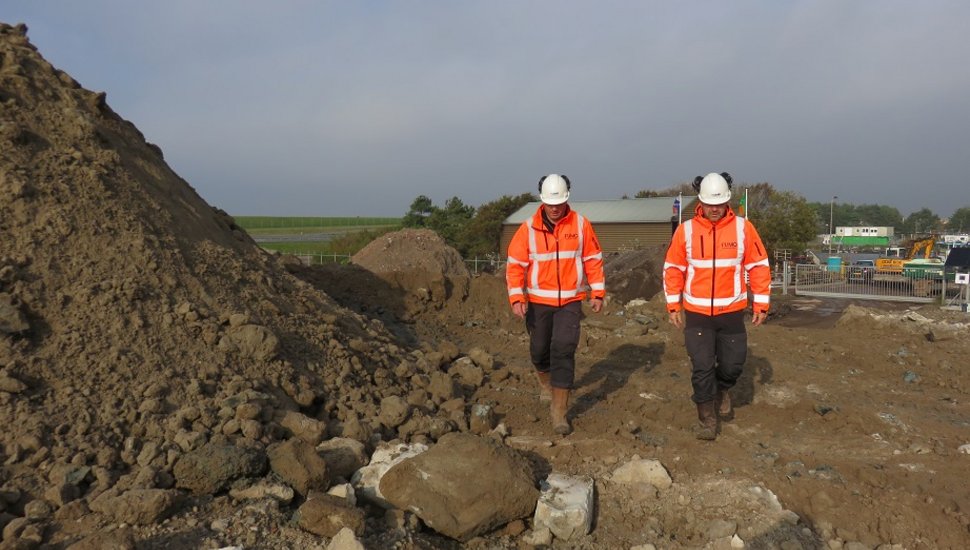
[522,526,553,547]
[451,357,485,388]
[279,410,328,446]
[326,483,357,507]
[217,324,280,361]
[351,442,428,509]
[268,438,330,496]
[466,347,495,370]
[296,494,365,538]
[379,433,538,541]
[317,438,369,481]
[534,473,595,541]
[326,527,366,550]
[469,403,497,435]
[377,395,411,428]
[611,458,672,490]
[173,443,267,494]
[228,480,295,503]
[89,488,179,525]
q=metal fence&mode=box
[465,256,507,274]
[293,253,352,265]
[789,263,962,304]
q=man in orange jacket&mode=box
[507,174,606,435]
[663,172,771,440]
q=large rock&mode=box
[296,494,366,538]
[89,488,180,525]
[379,432,539,541]
[350,442,428,509]
[173,443,267,494]
[268,438,330,496]
[317,438,369,481]
[534,473,594,541]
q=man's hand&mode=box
[511,301,527,319]
[668,309,684,329]
[590,298,603,313]
[752,311,768,326]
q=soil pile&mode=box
[603,244,668,305]
[0,23,471,549]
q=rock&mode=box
[610,458,672,490]
[268,438,330,496]
[377,395,411,428]
[173,430,207,452]
[451,357,485,388]
[296,494,365,537]
[22,499,52,521]
[379,433,538,541]
[469,403,497,435]
[326,527,366,550]
[427,371,461,402]
[173,443,267,494]
[279,411,328,446]
[326,483,357,507]
[228,480,294,503]
[522,526,553,547]
[534,473,595,542]
[89,488,179,525]
[466,347,495,370]
[0,375,27,394]
[958,443,970,454]
[317,438,369,481]
[350,442,428,509]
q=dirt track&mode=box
[2,21,970,549]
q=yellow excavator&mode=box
[875,237,936,274]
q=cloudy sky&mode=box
[4,1,968,217]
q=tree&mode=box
[900,208,942,235]
[458,193,535,257]
[426,196,475,247]
[402,195,435,228]
[947,207,970,233]
[634,182,694,198]
[748,187,818,257]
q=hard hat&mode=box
[538,174,571,205]
[697,172,732,205]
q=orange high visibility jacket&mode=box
[663,204,771,316]
[506,206,606,307]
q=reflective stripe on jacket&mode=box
[506,206,606,307]
[663,203,771,315]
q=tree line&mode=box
[399,184,970,261]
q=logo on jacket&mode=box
[563,233,579,239]
[721,241,738,249]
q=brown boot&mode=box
[695,400,717,440]
[550,388,571,435]
[535,371,552,403]
[716,389,734,422]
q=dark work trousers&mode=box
[684,310,747,404]
[525,301,582,389]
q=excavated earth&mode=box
[2,22,970,550]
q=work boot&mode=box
[550,388,571,435]
[716,389,734,422]
[535,371,552,403]
[695,400,717,441]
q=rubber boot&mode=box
[550,388,571,435]
[535,371,552,403]
[716,389,734,422]
[695,400,717,441]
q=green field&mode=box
[234,216,400,230]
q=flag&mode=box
[738,194,746,217]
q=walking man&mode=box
[507,174,606,435]
[663,172,770,440]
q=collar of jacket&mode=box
[692,202,737,230]
[530,204,574,230]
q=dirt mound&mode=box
[352,228,469,278]
[603,244,668,305]
[0,23,468,548]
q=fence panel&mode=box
[792,264,956,304]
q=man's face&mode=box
[700,202,728,223]
[544,202,568,223]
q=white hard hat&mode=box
[538,174,571,205]
[696,172,732,205]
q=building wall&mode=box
[500,221,675,256]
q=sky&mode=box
[3,1,969,218]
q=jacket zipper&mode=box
[710,222,716,316]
